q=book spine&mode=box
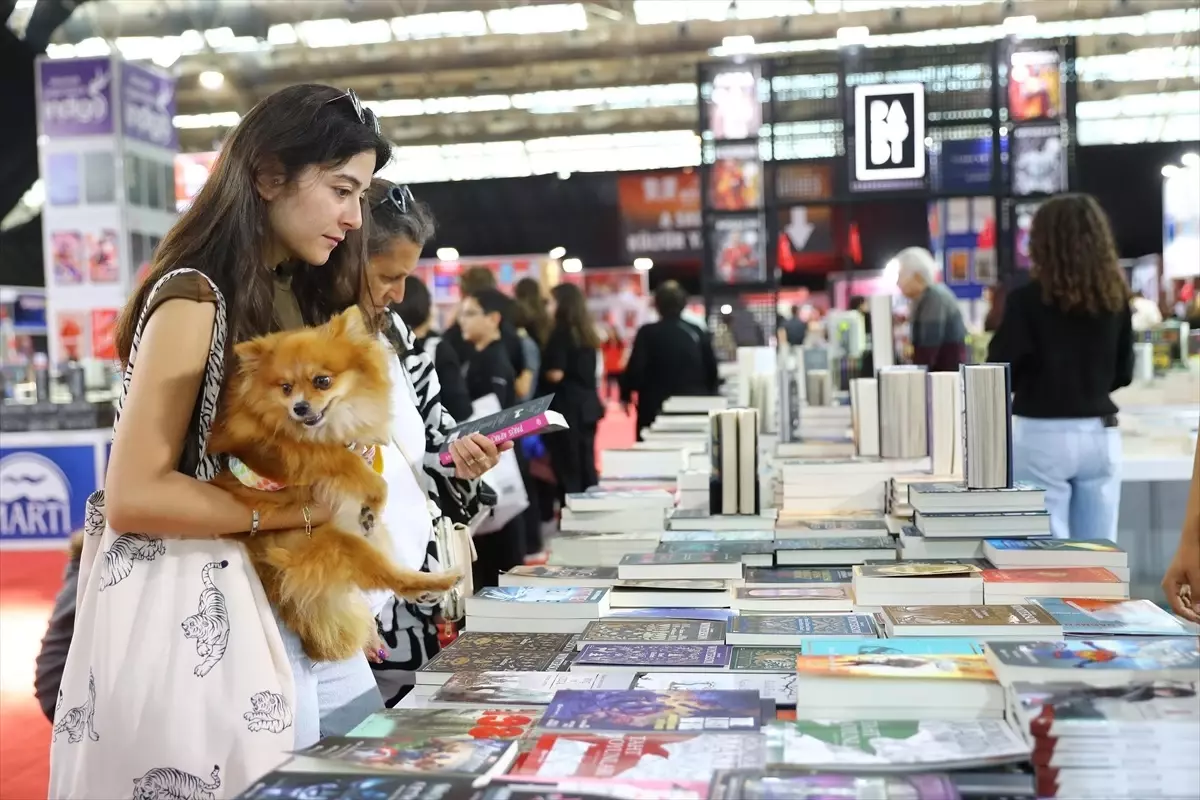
[438,412,550,466]
[1002,362,1014,488]
[709,410,723,515]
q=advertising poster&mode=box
[1163,165,1200,280]
[709,143,762,211]
[932,137,999,194]
[87,229,120,283]
[973,249,998,285]
[707,66,762,141]
[777,206,835,267]
[617,170,702,261]
[46,153,81,206]
[54,310,90,362]
[1009,50,1062,122]
[175,151,219,211]
[946,249,971,285]
[853,83,926,184]
[91,308,119,361]
[1014,202,1040,270]
[0,446,96,542]
[37,57,115,137]
[775,162,834,203]
[51,231,84,285]
[121,61,178,149]
[712,216,766,284]
[1012,126,1065,195]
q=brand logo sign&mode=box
[38,57,115,137]
[121,62,178,149]
[0,447,94,540]
[854,83,926,182]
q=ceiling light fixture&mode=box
[719,304,733,315]
[562,257,583,273]
[198,70,225,90]
[1183,152,1200,168]
[633,257,653,270]
[437,247,459,261]
[549,246,567,259]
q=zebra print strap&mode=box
[115,269,228,482]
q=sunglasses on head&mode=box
[325,88,381,135]
[373,183,414,215]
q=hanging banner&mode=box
[617,170,702,260]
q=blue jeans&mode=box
[1012,416,1122,541]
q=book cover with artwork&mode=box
[745,567,853,585]
[613,579,729,592]
[1030,598,1191,637]
[986,538,1124,556]
[883,604,1058,629]
[633,672,798,707]
[660,530,776,543]
[729,614,876,637]
[298,735,517,778]
[540,689,765,732]
[237,772,480,800]
[657,541,775,557]
[1011,680,1200,739]
[511,732,767,783]
[438,395,567,465]
[777,536,895,551]
[778,519,889,534]
[766,719,1029,770]
[730,647,804,672]
[606,607,734,623]
[708,770,961,800]
[794,654,996,682]
[580,620,726,647]
[432,672,633,707]
[986,638,1200,677]
[501,565,620,584]
[803,637,986,656]
[471,586,609,605]
[419,633,576,678]
[982,567,1122,585]
[620,552,742,566]
[349,708,540,740]
[574,644,731,669]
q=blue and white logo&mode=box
[0,452,72,538]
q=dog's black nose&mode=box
[292,400,311,417]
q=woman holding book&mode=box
[987,194,1133,541]
[1163,439,1200,623]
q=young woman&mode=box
[48,86,488,797]
[988,194,1134,541]
[359,179,503,705]
[542,282,603,495]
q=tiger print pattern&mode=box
[131,764,220,800]
[84,490,106,536]
[181,561,230,678]
[98,534,166,591]
[52,670,98,744]
[243,690,292,734]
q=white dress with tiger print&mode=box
[49,268,298,799]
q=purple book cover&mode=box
[575,644,731,668]
[540,689,764,732]
[439,395,564,465]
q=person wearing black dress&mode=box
[541,282,603,497]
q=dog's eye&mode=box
[281,383,292,396]
[312,375,332,390]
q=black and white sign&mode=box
[854,83,926,182]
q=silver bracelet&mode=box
[250,508,260,536]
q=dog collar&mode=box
[228,456,286,492]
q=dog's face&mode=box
[232,308,392,443]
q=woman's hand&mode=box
[448,433,512,480]
[1163,534,1200,624]
[364,630,388,664]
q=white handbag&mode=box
[391,434,476,621]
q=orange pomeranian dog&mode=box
[207,307,460,662]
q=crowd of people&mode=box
[29,82,1200,799]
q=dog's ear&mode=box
[334,307,371,340]
[235,338,266,374]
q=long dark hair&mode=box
[366,179,436,256]
[550,282,601,349]
[1030,193,1129,315]
[116,84,392,371]
[513,277,551,344]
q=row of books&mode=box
[235,393,1197,800]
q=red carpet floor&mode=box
[0,402,634,799]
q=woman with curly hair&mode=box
[988,194,1134,541]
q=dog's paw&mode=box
[359,505,376,536]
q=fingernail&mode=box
[377,648,388,660]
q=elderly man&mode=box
[896,247,968,372]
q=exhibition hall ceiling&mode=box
[31,0,1200,151]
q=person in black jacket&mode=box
[443,266,530,396]
[621,281,720,440]
[393,275,472,422]
[987,194,1134,542]
[541,282,604,496]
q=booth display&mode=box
[414,255,559,331]
[0,55,178,548]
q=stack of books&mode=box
[709,408,761,515]
[774,458,928,519]
[907,480,1051,543]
